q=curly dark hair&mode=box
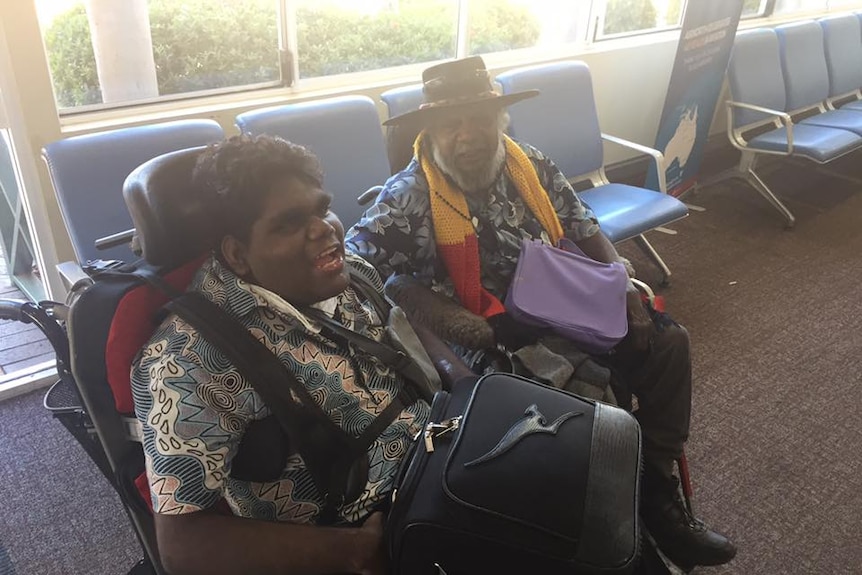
[192,134,323,243]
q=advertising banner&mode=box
[645,0,745,197]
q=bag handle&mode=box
[555,236,586,256]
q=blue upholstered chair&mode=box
[380,84,424,174]
[380,83,425,119]
[495,61,689,284]
[235,95,391,228]
[723,28,862,227]
[41,119,224,270]
[776,21,862,135]
[819,14,862,112]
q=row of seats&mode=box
[724,13,862,227]
[41,59,688,289]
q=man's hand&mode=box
[625,290,653,352]
[353,512,387,575]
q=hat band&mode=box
[423,70,492,102]
[419,90,500,110]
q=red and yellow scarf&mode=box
[416,132,564,318]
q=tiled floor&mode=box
[0,251,54,378]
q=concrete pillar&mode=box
[85,0,158,103]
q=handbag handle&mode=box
[555,237,586,257]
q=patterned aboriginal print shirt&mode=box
[131,254,430,525]
[345,139,601,301]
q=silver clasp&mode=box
[423,416,462,453]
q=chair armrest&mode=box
[358,185,383,206]
[726,100,791,120]
[601,133,668,193]
[94,229,136,252]
[726,100,794,154]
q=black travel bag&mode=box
[386,372,642,575]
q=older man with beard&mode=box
[346,55,736,571]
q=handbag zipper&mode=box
[387,391,453,558]
[422,416,462,453]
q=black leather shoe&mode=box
[641,478,737,570]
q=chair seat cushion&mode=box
[799,109,862,136]
[578,184,689,243]
[840,99,862,112]
[747,124,862,162]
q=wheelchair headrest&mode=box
[123,146,217,268]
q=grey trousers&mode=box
[597,323,693,474]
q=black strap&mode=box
[167,293,353,519]
[128,268,413,523]
[310,308,428,395]
[323,270,434,403]
[348,268,390,320]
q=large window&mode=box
[36,0,862,113]
[38,0,281,109]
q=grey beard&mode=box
[432,137,507,195]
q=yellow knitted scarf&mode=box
[416,132,564,318]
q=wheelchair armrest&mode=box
[56,261,90,292]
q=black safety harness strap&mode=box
[129,267,417,524]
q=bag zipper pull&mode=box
[423,416,462,453]
[424,427,436,453]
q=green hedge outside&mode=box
[44,0,540,108]
[603,0,658,35]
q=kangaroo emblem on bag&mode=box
[464,404,582,468]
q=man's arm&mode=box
[345,169,432,281]
[409,320,476,386]
[155,509,384,575]
[571,229,620,265]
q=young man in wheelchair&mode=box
[131,134,474,574]
[346,56,736,571]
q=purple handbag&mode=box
[504,238,629,354]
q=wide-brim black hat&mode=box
[383,56,538,126]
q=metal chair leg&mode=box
[697,153,797,229]
[633,234,672,286]
[744,168,796,229]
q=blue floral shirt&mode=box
[346,140,600,300]
[131,254,430,525]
